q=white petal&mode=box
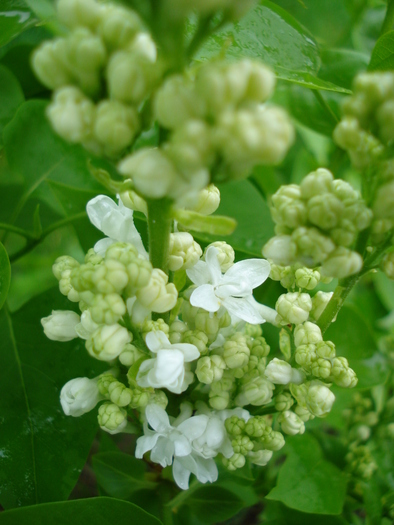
[193,456,218,484]
[178,415,208,441]
[186,260,211,286]
[86,195,117,231]
[145,331,165,353]
[205,246,222,284]
[173,458,192,490]
[173,434,192,457]
[223,296,265,324]
[154,349,185,383]
[173,343,200,362]
[190,284,220,312]
[225,258,270,290]
[135,433,160,458]
[136,359,155,388]
[145,404,171,433]
[252,300,279,325]
[94,237,116,257]
[151,436,175,467]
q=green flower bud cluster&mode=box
[181,299,231,342]
[53,255,81,302]
[263,169,371,278]
[334,72,394,168]
[345,442,377,480]
[32,0,156,157]
[168,232,202,272]
[97,373,133,407]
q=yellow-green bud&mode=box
[330,357,358,388]
[275,292,312,325]
[169,320,188,344]
[222,453,246,471]
[168,232,202,271]
[275,392,294,412]
[294,322,323,347]
[119,190,148,215]
[307,193,344,230]
[182,329,208,354]
[309,291,333,322]
[292,227,335,265]
[118,343,145,366]
[47,86,95,144]
[97,4,141,50]
[299,168,334,199]
[209,390,230,410]
[320,247,363,279]
[377,99,394,143]
[53,255,80,281]
[311,357,332,379]
[142,319,170,340]
[89,293,126,325]
[295,344,317,371]
[98,403,128,434]
[86,323,131,361]
[190,184,221,216]
[305,382,335,417]
[203,241,234,272]
[244,415,268,438]
[31,40,72,90]
[295,268,320,290]
[98,375,133,407]
[373,180,394,220]
[129,387,152,409]
[73,259,129,295]
[249,336,270,357]
[271,185,307,229]
[136,269,178,313]
[125,258,152,294]
[235,377,274,406]
[223,334,250,369]
[225,415,246,436]
[232,435,254,455]
[59,269,80,302]
[315,340,336,358]
[278,410,305,435]
[196,355,226,383]
[94,100,139,156]
[57,0,102,30]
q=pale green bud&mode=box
[354,71,394,106]
[182,330,208,354]
[169,320,188,344]
[265,358,305,385]
[66,27,106,73]
[292,227,335,265]
[203,241,234,272]
[195,309,231,341]
[373,180,394,220]
[94,100,139,156]
[343,201,372,232]
[305,382,335,417]
[311,357,332,379]
[275,292,312,325]
[73,259,129,295]
[97,4,141,50]
[315,340,336,359]
[168,232,202,272]
[260,430,285,451]
[333,117,365,150]
[196,355,226,384]
[278,410,305,435]
[244,415,268,438]
[86,323,131,361]
[279,328,291,360]
[294,404,314,422]
[232,435,254,455]
[222,453,246,471]
[85,249,103,265]
[209,390,230,410]
[235,377,274,406]
[295,344,317,371]
[31,40,73,90]
[244,324,263,338]
[107,50,155,104]
[154,75,203,129]
[248,336,270,358]
[189,185,221,216]
[136,269,177,313]
[57,0,103,30]
[262,235,298,266]
[118,343,145,367]
[129,387,152,409]
[53,255,80,280]
[105,242,139,265]
[381,252,394,279]
[98,374,132,407]
[275,392,294,412]
[294,322,323,347]
[59,269,80,302]
[376,99,394,143]
[210,372,235,393]
[142,319,170,340]
[320,247,363,279]
[90,293,126,325]
[41,310,80,341]
[330,357,358,388]
[309,291,333,322]
[98,403,127,434]
[307,193,344,230]
[224,415,246,436]
[247,449,273,466]
[223,334,250,368]
[299,168,334,199]
[269,262,283,281]
[295,268,320,290]
[119,190,148,215]
[47,86,95,144]
[125,258,152,294]
[246,355,266,375]
[330,219,358,247]
[280,266,297,289]
[150,390,168,410]
[332,179,359,202]
[271,185,307,229]
[118,149,178,199]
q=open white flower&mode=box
[136,330,200,393]
[186,246,273,324]
[86,195,148,258]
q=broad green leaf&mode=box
[369,30,394,71]
[92,452,157,500]
[0,288,106,508]
[0,4,37,47]
[193,180,274,257]
[266,433,347,515]
[325,305,389,389]
[262,500,348,525]
[0,497,163,525]
[176,485,244,524]
[0,241,11,309]
[362,479,382,525]
[0,65,24,145]
[373,271,394,312]
[319,49,369,91]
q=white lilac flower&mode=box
[136,330,200,393]
[186,246,274,324]
[41,310,80,341]
[60,376,103,417]
[86,195,148,258]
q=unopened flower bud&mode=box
[225,415,246,436]
[275,392,294,411]
[294,322,323,347]
[41,310,80,341]
[320,247,363,279]
[235,377,274,406]
[196,355,226,384]
[209,390,230,410]
[295,344,317,371]
[168,232,202,271]
[97,4,141,50]
[306,383,335,417]
[223,335,250,368]
[310,291,333,321]
[119,189,148,214]
[311,358,332,379]
[90,293,126,325]
[98,403,128,434]
[275,292,312,325]
[204,241,234,272]
[222,452,245,471]
[264,358,305,385]
[94,100,139,156]
[86,324,131,361]
[232,435,254,455]
[278,410,305,435]
[248,449,273,466]
[118,343,144,366]
[262,235,298,266]
[57,0,103,29]
[249,336,270,358]
[295,268,320,290]
[182,330,208,354]
[330,357,358,388]
[60,376,101,416]
[307,193,344,230]
[136,269,178,313]
[32,40,72,90]
[299,168,334,199]
[190,185,221,216]
[142,318,170,340]
[292,227,335,265]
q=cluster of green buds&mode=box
[263,168,372,278]
[334,72,394,169]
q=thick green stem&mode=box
[147,198,172,274]
[0,223,36,240]
[381,0,394,35]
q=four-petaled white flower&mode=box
[136,331,200,393]
[186,246,275,324]
[86,195,148,258]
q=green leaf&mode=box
[0,288,107,508]
[0,65,24,145]
[175,209,236,235]
[373,271,394,311]
[177,485,244,524]
[362,479,382,525]
[0,241,11,309]
[266,433,347,515]
[319,48,369,91]
[0,4,37,47]
[193,180,274,257]
[0,497,163,525]
[369,30,394,71]
[325,305,389,389]
[92,452,157,500]
[262,500,348,525]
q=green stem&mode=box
[381,0,394,35]
[147,198,172,274]
[186,14,214,59]
[0,223,36,240]
[312,90,339,124]
[167,480,200,511]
